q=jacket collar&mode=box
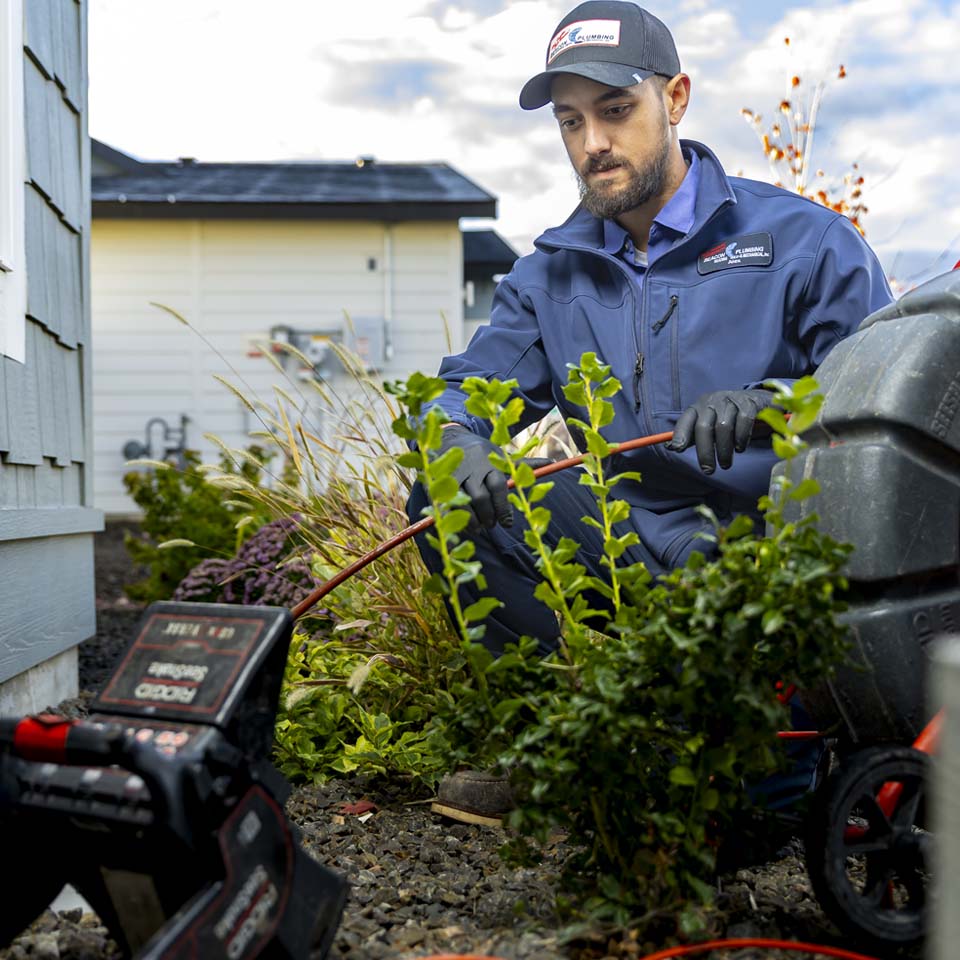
[534,139,737,255]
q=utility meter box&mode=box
[342,316,386,372]
[776,269,960,743]
[269,325,341,378]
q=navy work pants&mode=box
[405,468,675,657]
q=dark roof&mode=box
[91,140,497,221]
[463,229,519,269]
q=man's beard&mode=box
[576,114,671,219]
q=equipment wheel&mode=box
[805,745,930,953]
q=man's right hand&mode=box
[437,425,512,530]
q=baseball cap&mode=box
[519,1,680,110]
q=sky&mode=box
[88,0,960,288]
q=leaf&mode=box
[450,539,476,560]
[585,430,612,458]
[724,514,754,539]
[669,765,698,787]
[604,536,627,559]
[772,435,798,460]
[464,597,503,622]
[562,382,587,407]
[608,469,642,484]
[328,755,360,774]
[514,461,537,488]
[493,697,527,721]
[762,608,786,634]
[787,397,822,434]
[757,408,789,435]
[527,481,553,504]
[788,477,821,501]
[443,509,472,536]
[430,446,464,477]
[428,475,460,504]
[790,376,820,399]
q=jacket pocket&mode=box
[651,408,683,433]
[650,290,682,414]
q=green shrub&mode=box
[122,447,272,602]
[390,358,851,938]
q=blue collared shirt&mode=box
[602,147,700,295]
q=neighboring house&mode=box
[90,141,510,516]
[0,1,101,713]
[462,228,519,345]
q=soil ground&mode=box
[0,523,920,960]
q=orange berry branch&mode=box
[741,37,867,235]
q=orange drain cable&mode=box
[290,430,674,620]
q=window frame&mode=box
[0,0,26,363]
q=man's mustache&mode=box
[581,156,632,176]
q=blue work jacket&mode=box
[434,140,893,570]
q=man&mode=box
[411,0,891,652]
[412,1,892,821]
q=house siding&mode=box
[0,0,101,689]
[91,218,464,515]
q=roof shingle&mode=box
[91,140,496,220]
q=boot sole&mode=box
[430,801,506,828]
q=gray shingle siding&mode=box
[0,0,101,687]
[23,54,84,233]
[25,186,83,346]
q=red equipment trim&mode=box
[11,714,72,763]
[868,708,943,821]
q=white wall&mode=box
[91,218,464,515]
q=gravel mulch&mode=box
[1,523,909,960]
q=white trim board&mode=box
[0,0,26,363]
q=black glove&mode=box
[665,389,775,474]
[436,426,553,530]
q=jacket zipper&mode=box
[652,295,678,333]
[546,202,728,438]
[633,352,644,412]
[533,197,733,444]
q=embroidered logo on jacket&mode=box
[548,20,621,63]
[697,232,774,274]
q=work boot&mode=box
[431,770,513,827]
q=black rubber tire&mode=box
[805,745,930,954]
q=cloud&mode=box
[423,0,512,20]
[88,0,960,277]
[667,0,960,279]
[328,59,455,106]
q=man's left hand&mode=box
[666,389,775,474]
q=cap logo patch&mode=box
[697,232,774,274]
[548,19,621,63]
